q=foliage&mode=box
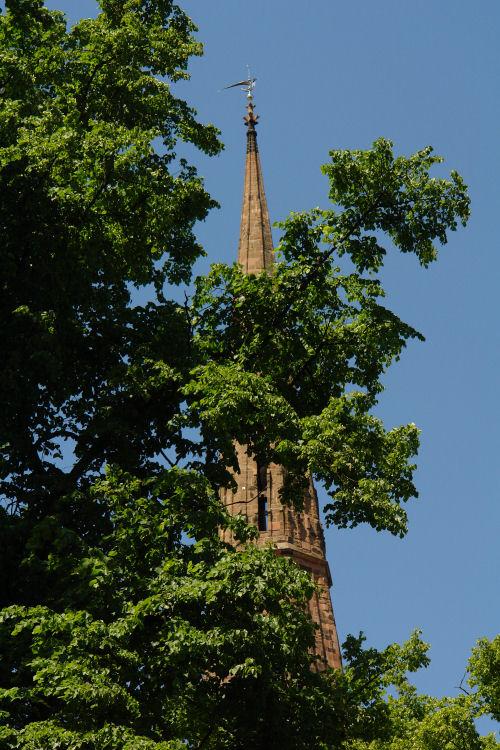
[188,137,468,536]
[0,470,335,748]
[1,1,496,749]
[469,636,500,722]
[0,0,220,513]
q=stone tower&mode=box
[219,96,342,670]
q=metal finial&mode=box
[223,68,259,133]
[223,67,256,100]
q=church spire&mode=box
[220,92,342,671]
[237,99,274,272]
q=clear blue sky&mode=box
[42,0,499,718]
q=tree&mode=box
[1,1,497,749]
[469,636,500,723]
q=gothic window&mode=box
[258,495,268,531]
[257,462,268,531]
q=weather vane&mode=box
[223,66,256,100]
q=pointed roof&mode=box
[237,100,274,273]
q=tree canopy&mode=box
[0,1,497,749]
